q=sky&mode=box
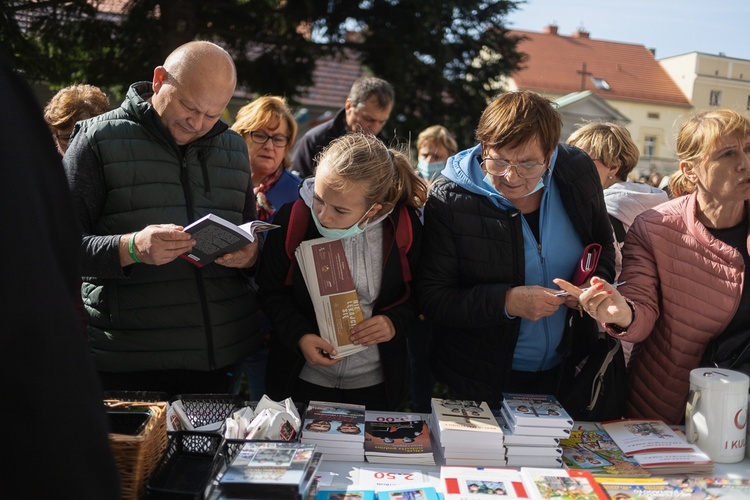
[505,0,750,61]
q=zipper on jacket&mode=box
[198,150,211,198]
[179,150,216,369]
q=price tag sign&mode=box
[354,467,426,490]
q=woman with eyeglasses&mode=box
[417,90,615,408]
[230,96,301,401]
[232,96,301,222]
[43,84,110,156]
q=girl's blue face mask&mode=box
[417,159,445,181]
[311,203,376,240]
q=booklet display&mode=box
[181,213,278,267]
[295,237,367,359]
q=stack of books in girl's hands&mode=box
[600,419,714,475]
[499,393,575,468]
[429,398,505,466]
[300,400,366,462]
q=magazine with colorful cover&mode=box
[430,398,504,446]
[599,419,695,456]
[364,411,434,464]
[501,393,574,429]
[521,467,608,500]
[561,429,650,477]
[595,477,711,500]
[295,237,367,359]
[441,466,530,499]
[219,441,317,495]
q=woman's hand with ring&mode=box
[553,277,633,328]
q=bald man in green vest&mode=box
[64,41,261,396]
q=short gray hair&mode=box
[348,76,394,110]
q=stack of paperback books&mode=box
[218,441,321,499]
[429,398,505,466]
[499,393,574,468]
[300,400,366,462]
[600,418,714,474]
[364,410,435,465]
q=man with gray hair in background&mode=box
[290,76,394,178]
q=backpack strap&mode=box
[394,204,413,282]
[609,214,627,244]
[284,199,310,286]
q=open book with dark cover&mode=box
[180,213,278,267]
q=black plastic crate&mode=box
[169,394,242,432]
[146,431,224,500]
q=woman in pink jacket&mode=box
[555,109,750,424]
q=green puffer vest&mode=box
[81,82,260,372]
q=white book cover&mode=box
[504,445,563,457]
[430,398,504,445]
[494,409,562,447]
[501,407,572,438]
[501,393,574,429]
[600,419,695,456]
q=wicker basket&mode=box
[105,399,168,500]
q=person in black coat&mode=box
[0,52,121,498]
[418,90,615,408]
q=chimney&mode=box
[573,28,590,39]
[544,24,558,35]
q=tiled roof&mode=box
[509,28,690,107]
[296,49,367,108]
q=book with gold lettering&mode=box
[295,237,367,359]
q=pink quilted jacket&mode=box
[607,193,747,424]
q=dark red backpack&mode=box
[283,199,413,288]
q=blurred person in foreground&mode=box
[567,122,669,365]
[64,41,261,397]
[290,76,394,178]
[230,95,301,398]
[415,124,458,183]
[1,53,120,498]
[43,83,110,155]
[555,109,750,424]
[418,90,615,407]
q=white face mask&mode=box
[483,168,549,198]
[417,159,445,181]
[311,203,376,240]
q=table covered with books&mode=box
[108,392,750,499]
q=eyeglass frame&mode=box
[481,156,547,179]
[248,131,290,148]
[55,133,72,142]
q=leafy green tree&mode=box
[2,0,525,146]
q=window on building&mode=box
[710,90,722,106]
[647,112,660,119]
[644,136,657,157]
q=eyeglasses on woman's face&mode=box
[481,157,546,179]
[249,131,289,148]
